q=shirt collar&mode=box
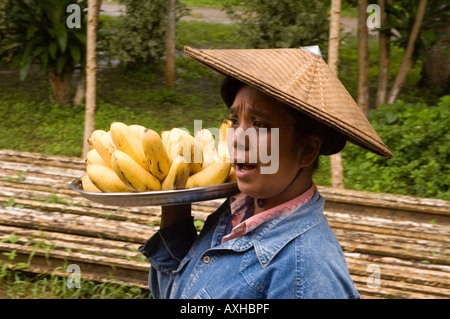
[219,189,325,268]
[222,184,317,243]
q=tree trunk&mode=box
[48,66,73,106]
[357,0,370,116]
[328,0,344,189]
[165,0,176,90]
[387,0,427,104]
[82,0,101,158]
[375,0,390,108]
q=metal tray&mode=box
[70,178,239,207]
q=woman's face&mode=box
[229,85,315,209]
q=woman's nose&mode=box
[233,128,250,151]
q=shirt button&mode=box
[203,255,211,264]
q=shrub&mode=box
[105,0,188,68]
[223,0,330,54]
[0,0,87,105]
[343,96,450,200]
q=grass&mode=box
[0,268,151,299]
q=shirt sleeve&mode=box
[139,217,198,272]
[138,217,197,298]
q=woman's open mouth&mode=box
[234,162,258,179]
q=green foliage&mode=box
[0,267,151,299]
[385,0,450,61]
[223,0,330,53]
[105,0,189,68]
[0,0,87,79]
[343,96,450,200]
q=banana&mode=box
[165,128,192,163]
[190,135,203,175]
[88,130,116,167]
[185,162,231,189]
[161,155,190,190]
[195,128,215,148]
[218,119,231,163]
[161,130,170,147]
[202,142,220,169]
[86,148,109,167]
[141,128,172,181]
[81,173,102,192]
[87,163,132,192]
[111,150,161,192]
[110,122,149,171]
[194,128,220,168]
[129,124,148,140]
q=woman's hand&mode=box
[160,203,192,229]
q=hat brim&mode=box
[184,46,393,159]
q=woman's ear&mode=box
[298,136,321,168]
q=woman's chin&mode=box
[236,179,264,199]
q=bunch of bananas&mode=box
[81,120,236,193]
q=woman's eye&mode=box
[253,120,266,128]
[230,117,239,126]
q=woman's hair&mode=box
[221,76,347,170]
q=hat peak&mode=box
[300,45,322,58]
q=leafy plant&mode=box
[0,0,87,105]
[386,0,450,61]
[343,95,450,200]
[223,0,330,54]
[105,0,189,68]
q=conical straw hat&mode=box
[184,46,393,159]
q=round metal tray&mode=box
[70,178,239,206]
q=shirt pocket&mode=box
[239,250,267,295]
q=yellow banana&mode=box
[195,128,219,168]
[88,130,116,167]
[165,128,192,163]
[141,128,172,181]
[161,130,170,147]
[86,148,109,167]
[218,119,231,163]
[110,122,149,171]
[81,173,102,192]
[194,128,215,148]
[190,135,203,175]
[161,155,190,190]
[202,142,220,169]
[111,150,161,192]
[129,124,147,140]
[87,163,132,192]
[185,162,231,189]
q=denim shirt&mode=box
[139,191,359,299]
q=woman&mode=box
[139,46,392,299]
